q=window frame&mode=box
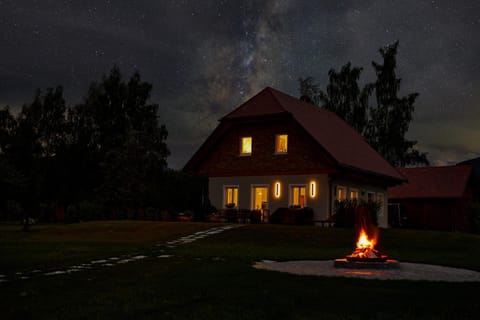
[289,184,307,208]
[223,185,239,208]
[240,136,252,156]
[336,186,347,201]
[274,134,288,154]
[349,188,359,201]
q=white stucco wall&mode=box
[210,175,390,228]
[209,174,330,222]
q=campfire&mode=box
[345,229,387,262]
[334,205,399,269]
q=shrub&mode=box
[468,202,480,234]
[269,207,314,225]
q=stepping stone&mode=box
[45,271,67,276]
[91,259,108,264]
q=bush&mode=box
[269,207,314,225]
[333,200,356,227]
[76,200,105,221]
[468,202,480,233]
[334,200,379,228]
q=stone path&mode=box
[0,224,242,284]
[253,260,480,282]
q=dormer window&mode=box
[240,137,252,155]
[275,134,288,154]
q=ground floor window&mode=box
[290,185,306,207]
[336,186,347,201]
[224,186,238,208]
[349,188,359,201]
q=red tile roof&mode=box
[388,165,473,199]
[222,87,404,181]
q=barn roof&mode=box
[388,165,473,199]
[221,87,403,181]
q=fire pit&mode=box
[334,228,399,269]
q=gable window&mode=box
[240,137,252,155]
[275,134,288,153]
[224,186,238,208]
[336,186,347,201]
[290,185,306,207]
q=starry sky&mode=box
[1,0,479,168]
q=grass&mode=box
[0,221,221,273]
[1,222,480,319]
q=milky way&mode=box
[1,0,479,168]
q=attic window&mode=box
[240,137,252,155]
[275,134,288,154]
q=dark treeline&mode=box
[299,41,429,167]
[0,66,208,226]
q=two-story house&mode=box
[184,87,404,227]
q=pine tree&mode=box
[366,41,428,166]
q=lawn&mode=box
[1,222,480,319]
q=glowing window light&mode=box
[241,137,252,155]
[275,134,288,153]
[310,181,317,198]
[274,181,281,198]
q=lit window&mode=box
[291,186,306,207]
[275,134,288,153]
[336,186,346,201]
[349,189,359,201]
[240,137,252,155]
[224,186,238,208]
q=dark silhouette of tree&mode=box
[299,64,372,135]
[299,41,428,166]
[7,87,68,229]
[0,66,202,224]
[366,41,428,166]
[299,77,320,105]
[71,66,170,216]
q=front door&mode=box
[253,186,269,222]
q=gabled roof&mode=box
[388,165,473,199]
[219,87,403,181]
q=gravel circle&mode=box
[253,260,480,282]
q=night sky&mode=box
[1,0,479,168]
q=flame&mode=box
[356,229,376,249]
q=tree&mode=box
[299,41,428,166]
[366,41,428,166]
[72,66,170,215]
[0,66,174,223]
[299,63,372,135]
[9,87,68,228]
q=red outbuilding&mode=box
[388,165,475,231]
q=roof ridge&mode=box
[264,87,288,113]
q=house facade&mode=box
[388,165,475,232]
[184,87,404,227]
